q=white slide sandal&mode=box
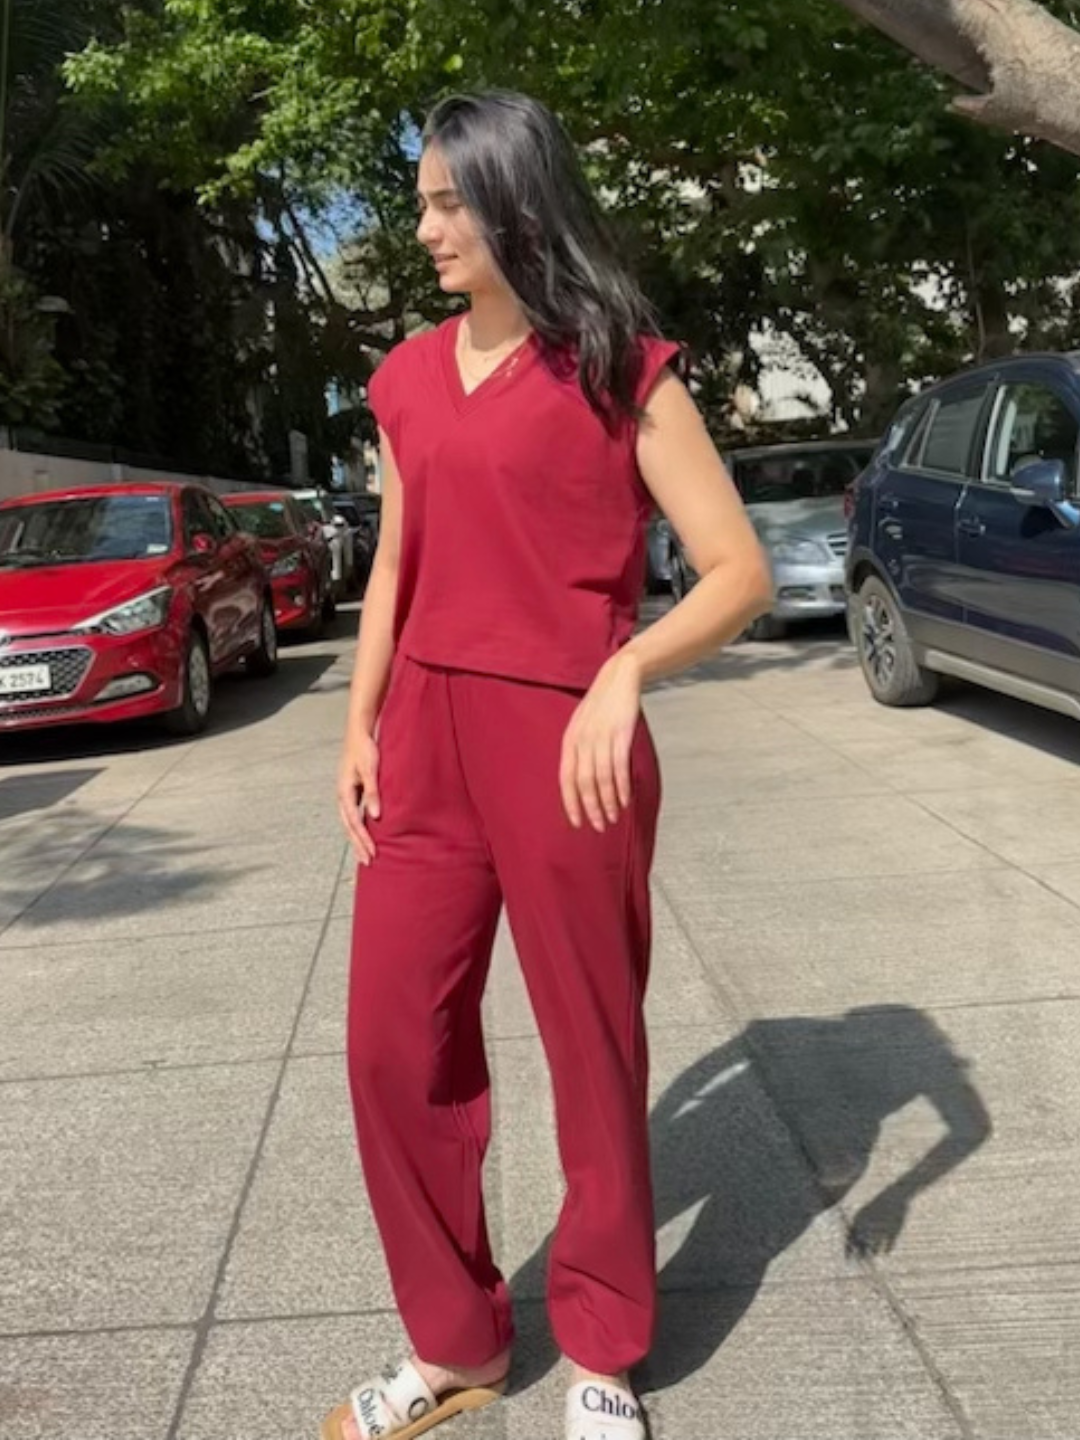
[565,1381,647,1440]
[321,1358,507,1440]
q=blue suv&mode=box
[847,353,1080,718]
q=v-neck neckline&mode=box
[442,313,538,415]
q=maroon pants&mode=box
[347,657,661,1375]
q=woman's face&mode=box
[416,144,501,297]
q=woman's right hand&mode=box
[337,727,381,865]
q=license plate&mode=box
[0,664,52,695]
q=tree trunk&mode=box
[833,0,1080,157]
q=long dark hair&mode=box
[422,90,659,427]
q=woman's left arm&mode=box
[559,370,773,831]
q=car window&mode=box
[986,382,1080,490]
[914,387,989,476]
[230,501,292,540]
[203,493,237,540]
[0,493,172,565]
[732,447,875,503]
[883,400,925,462]
[182,491,215,548]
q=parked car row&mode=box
[0,479,375,738]
[655,350,1080,729]
[652,437,877,638]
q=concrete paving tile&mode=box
[1031,859,1080,910]
[910,783,1080,870]
[0,1328,192,1440]
[638,1284,965,1438]
[331,871,356,919]
[836,1001,1080,1279]
[157,741,339,795]
[659,741,887,807]
[655,792,996,889]
[840,731,1080,793]
[217,1054,395,1319]
[492,1026,851,1306]
[293,917,351,1056]
[0,826,345,944]
[0,802,131,929]
[666,868,1080,1015]
[0,923,321,1080]
[892,1265,1080,1440]
[0,1063,276,1331]
[131,774,336,839]
[177,1314,505,1440]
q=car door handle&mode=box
[958,515,986,537]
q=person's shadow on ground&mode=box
[509,1005,992,1393]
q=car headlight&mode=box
[770,536,830,565]
[77,586,173,636]
[271,553,303,577]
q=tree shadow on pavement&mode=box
[1,810,257,931]
[0,768,103,819]
[508,1004,991,1395]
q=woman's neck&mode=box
[465,287,531,352]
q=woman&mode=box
[328,90,771,1440]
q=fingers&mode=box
[337,746,380,864]
[561,724,634,831]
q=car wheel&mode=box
[744,613,787,642]
[164,629,212,736]
[854,575,939,707]
[247,597,279,678]
[304,583,326,639]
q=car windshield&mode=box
[733,448,876,504]
[230,500,292,539]
[0,493,173,567]
[296,497,323,525]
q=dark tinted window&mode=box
[732,447,876,504]
[0,493,172,565]
[203,493,237,539]
[230,501,293,539]
[182,490,217,547]
[917,389,988,475]
[987,383,1080,488]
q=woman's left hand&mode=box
[560,651,643,830]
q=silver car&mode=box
[666,438,878,639]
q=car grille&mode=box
[826,532,848,558]
[0,647,93,705]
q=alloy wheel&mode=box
[862,594,897,688]
[189,641,211,718]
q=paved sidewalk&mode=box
[0,604,1076,1440]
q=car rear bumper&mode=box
[0,627,185,732]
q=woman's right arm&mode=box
[337,429,403,861]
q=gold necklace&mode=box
[458,320,529,385]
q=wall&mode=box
[0,448,259,502]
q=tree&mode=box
[832,0,1080,157]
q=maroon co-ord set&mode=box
[348,318,681,1374]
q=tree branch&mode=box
[833,0,1080,157]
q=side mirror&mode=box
[191,532,215,555]
[1010,457,1080,529]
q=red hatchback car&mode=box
[0,481,277,736]
[222,489,332,635]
